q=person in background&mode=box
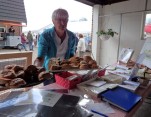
[27,31,34,51]
[37,33,40,41]
[34,8,77,70]
[74,33,79,53]
[76,33,86,57]
[35,33,40,47]
[8,26,15,36]
[32,34,36,47]
[21,33,27,51]
[85,34,91,52]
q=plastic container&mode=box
[55,72,82,89]
[98,69,106,77]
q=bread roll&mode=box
[69,56,80,63]
[0,77,11,85]
[60,59,70,65]
[16,70,24,78]
[83,56,92,62]
[23,65,39,83]
[80,64,89,69]
[79,58,84,61]
[69,63,79,68]
[7,78,26,88]
[91,63,98,69]
[4,64,16,70]
[12,65,24,73]
[38,71,52,81]
[25,65,38,73]
[50,65,62,70]
[61,64,71,70]
[80,60,87,65]
[1,69,10,74]
[37,67,46,74]
[88,60,97,65]
[1,70,16,79]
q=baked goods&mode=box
[0,64,52,89]
[25,65,38,73]
[24,65,39,83]
[38,71,52,81]
[48,58,60,69]
[80,64,89,69]
[61,64,71,70]
[47,55,98,71]
[69,56,81,63]
[83,55,92,62]
[70,62,80,69]
[0,77,12,85]
[37,67,46,74]
[16,70,24,78]
[6,78,26,88]
[4,64,15,70]
[49,65,62,70]
[1,69,10,74]
[88,60,97,65]
[91,63,98,69]
[1,70,16,79]
[60,59,70,65]
[80,60,87,65]
[12,65,24,73]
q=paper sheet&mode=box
[119,48,134,64]
[140,38,151,69]
[109,69,131,80]
[79,98,114,117]
[86,102,115,114]
[86,80,106,87]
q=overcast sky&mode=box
[23,0,92,32]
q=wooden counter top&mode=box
[0,51,33,67]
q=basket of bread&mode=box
[0,64,52,90]
[48,55,99,72]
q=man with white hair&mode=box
[34,8,77,70]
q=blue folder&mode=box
[100,87,142,111]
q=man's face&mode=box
[53,18,68,33]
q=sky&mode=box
[23,0,92,32]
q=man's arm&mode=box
[35,33,48,67]
[70,35,77,57]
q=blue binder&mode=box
[100,87,142,111]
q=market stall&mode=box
[0,51,150,117]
